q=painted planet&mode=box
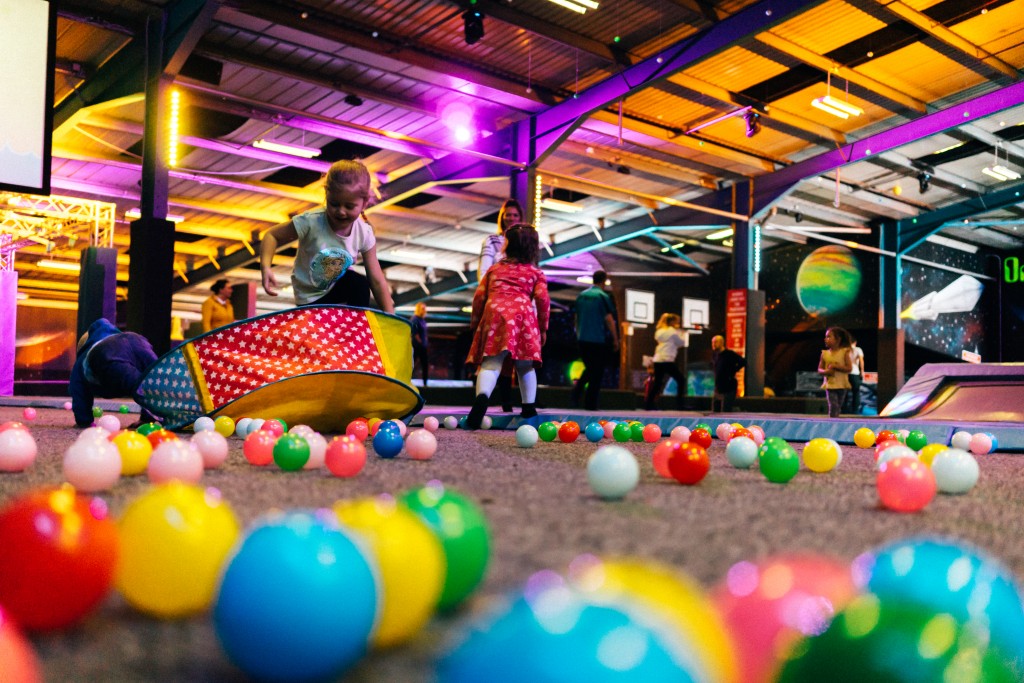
[795,245,861,316]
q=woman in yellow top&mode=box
[818,326,853,418]
[201,279,235,332]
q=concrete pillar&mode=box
[0,272,16,396]
[77,247,118,340]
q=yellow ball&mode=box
[334,496,445,649]
[116,482,240,618]
[213,415,235,438]
[803,437,841,473]
[570,557,738,683]
[918,443,949,466]
[853,427,876,449]
[111,429,153,475]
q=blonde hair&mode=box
[656,313,681,330]
[325,160,372,199]
[414,302,427,316]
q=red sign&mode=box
[725,289,747,353]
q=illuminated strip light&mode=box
[819,95,863,117]
[37,259,81,272]
[252,139,322,158]
[540,198,583,214]
[982,167,1011,181]
[534,175,543,228]
[753,223,761,273]
[992,165,1021,180]
[125,208,185,223]
[168,89,181,168]
[811,97,851,119]
[546,0,589,13]
[706,228,734,240]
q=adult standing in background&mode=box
[479,199,524,410]
[201,279,234,332]
[846,333,865,414]
[643,313,687,411]
[571,270,619,411]
[411,302,429,387]
[712,334,745,412]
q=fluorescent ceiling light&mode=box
[983,167,1010,181]
[37,259,81,272]
[819,95,863,117]
[389,249,431,261]
[125,208,185,223]
[811,97,850,119]
[926,234,978,253]
[992,165,1021,180]
[252,139,322,158]
[545,0,588,12]
[706,228,734,240]
[540,198,583,214]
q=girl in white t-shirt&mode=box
[260,160,394,313]
[643,313,688,410]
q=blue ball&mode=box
[515,425,538,448]
[584,422,605,443]
[725,436,758,469]
[193,416,216,432]
[458,415,469,430]
[213,511,378,682]
[373,428,404,458]
[377,420,401,436]
[858,537,1024,671]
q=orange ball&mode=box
[557,421,581,443]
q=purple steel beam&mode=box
[751,80,1024,218]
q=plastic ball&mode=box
[730,426,753,442]
[725,435,758,469]
[334,496,445,648]
[273,433,311,471]
[969,432,994,455]
[232,417,252,439]
[248,418,266,434]
[458,415,469,430]
[401,483,491,611]
[63,438,122,492]
[538,421,559,442]
[873,438,901,461]
[629,421,646,443]
[715,422,734,440]
[587,445,640,499]
[146,429,178,449]
[905,429,928,451]
[117,483,240,618]
[325,435,367,477]
[213,415,235,438]
[92,406,103,418]
[652,439,681,478]
[393,420,409,438]
[302,432,328,470]
[345,419,370,441]
[689,427,713,450]
[988,432,999,451]
[802,438,841,473]
[0,420,27,434]
[876,456,936,512]
[558,421,581,443]
[853,427,875,448]
[876,443,917,468]
[950,430,973,450]
[0,428,38,472]
[669,425,691,442]
[515,425,539,448]
[584,422,604,442]
[694,422,711,433]
[111,430,153,475]
[147,440,204,485]
[377,419,401,436]
[368,417,384,436]
[193,416,216,433]
[917,442,948,466]
[443,416,459,430]
[21,407,37,422]
[0,604,41,681]
[191,430,229,469]
[758,437,799,483]
[423,416,440,432]
[875,429,898,445]
[242,429,276,466]
[930,448,979,494]
[96,414,122,433]
[405,429,437,460]
[258,418,285,438]
[611,422,632,442]
[135,421,163,437]
[642,423,662,443]
[480,415,493,430]
[63,401,73,411]
[213,511,378,682]
[0,485,119,631]
[668,442,710,485]
[602,420,618,439]
[747,425,765,446]
[373,427,404,459]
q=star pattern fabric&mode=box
[136,350,204,425]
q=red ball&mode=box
[652,439,683,478]
[641,424,662,443]
[259,419,285,438]
[243,429,277,466]
[325,435,367,477]
[345,420,370,441]
[146,429,178,449]
[689,427,713,450]
[0,421,28,434]
[730,427,754,442]
[557,421,581,443]
[668,442,710,485]
[877,456,936,512]
[876,429,899,445]
[0,486,119,631]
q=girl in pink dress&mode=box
[466,224,550,428]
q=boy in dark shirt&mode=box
[712,334,745,412]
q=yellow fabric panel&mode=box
[368,312,415,388]
[181,343,214,413]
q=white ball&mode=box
[480,415,493,430]
[148,440,204,484]
[515,424,539,448]
[423,416,440,432]
[63,438,122,492]
[876,444,918,469]
[191,430,229,469]
[931,448,979,494]
[234,417,253,438]
[443,416,459,430]
[249,418,266,434]
[78,426,113,442]
[725,436,758,469]
[97,414,122,433]
[950,430,973,451]
[586,445,639,500]
[303,432,328,469]
[669,426,691,442]
[0,429,38,472]
[193,416,216,432]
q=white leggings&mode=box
[476,352,537,404]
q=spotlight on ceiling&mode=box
[344,94,364,106]
[463,8,484,45]
[744,110,761,138]
[918,172,931,193]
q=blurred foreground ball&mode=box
[0,428,38,472]
[668,442,710,485]
[325,436,367,477]
[876,456,935,512]
[516,424,539,448]
[930,448,979,494]
[0,605,41,682]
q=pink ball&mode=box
[0,429,38,472]
[405,429,437,460]
[302,432,328,470]
[747,425,765,446]
[641,424,662,443]
[96,414,122,434]
[289,424,316,438]
[393,420,408,438]
[969,432,993,455]
[652,439,681,478]
[715,423,734,441]
[78,426,113,442]
[603,421,618,440]
[423,416,440,433]
[63,439,122,492]
[669,425,691,442]
[21,407,37,422]
[259,419,285,438]
[147,441,204,484]
[191,430,229,469]
[0,421,28,434]
[243,430,277,466]
[325,435,367,477]
[877,456,936,512]
[346,420,370,441]
[63,401,73,411]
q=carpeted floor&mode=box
[2,405,1023,682]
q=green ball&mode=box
[777,595,1019,682]
[906,429,928,451]
[272,418,288,432]
[694,422,711,434]
[273,433,310,471]
[135,421,163,437]
[92,406,104,418]
[118,405,130,414]
[758,437,799,483]
[629,421,645,442]
[538,422,558,442]
[612,423,632,442]
[401,484,490,611]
